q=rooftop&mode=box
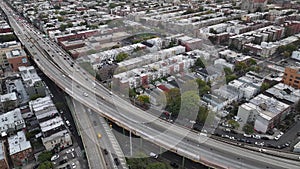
[250,94,290,120]
[18,66,41,87]
[8,131,31,155]
[0,92,17,102]
[6,49,26,59]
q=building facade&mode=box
[282,67,300,89]
[0,141,9,169]
[8,131,32,167]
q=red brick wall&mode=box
[0,159,9,169]
[7,56,30,71]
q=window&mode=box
[295,80,299,84]
[296,76,300,80]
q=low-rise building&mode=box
[0,92,18,112]
[0,41,21,69]
[0,141,9,169]
[0,108,25,137]
[41,130,72,151]
[237,94,290,133]
[265,83,300,105]
[18,66,46,97]
[8,131,32,167]
[282,66,300,89]
[29,96,72,151]
[6,49,29,71]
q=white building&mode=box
[18,66,41,87]
[29,96,72,151]
[291,51,300,61]
[238,94,290,133]
[293,141,300,153]
[0,108,25,137]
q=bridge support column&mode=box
[182,157,185,167]
[139,138,143,148]
[130,131,132,157]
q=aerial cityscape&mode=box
[0,0,299,169]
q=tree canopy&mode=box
[38,151,52,163]
[115,52,128,62]
[165,88,181,117]
[180,91,200,119]
[38,161,53,169]
[146,162,171,169]
[137,95,150,104]
[243,124,254,134]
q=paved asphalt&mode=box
[2,2,300,169]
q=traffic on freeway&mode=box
[1,1,300,169]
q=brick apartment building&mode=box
[8,131,32,167]
[0,141,9,169]
[282,67,300,89]
[6,49,30,71]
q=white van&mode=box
[149,152,158,159]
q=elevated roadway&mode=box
[2,2,300,169]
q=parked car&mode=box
[50,154,59,161]
[170,162,179,168]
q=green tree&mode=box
[59,24,67,31]
[283,51,291,57]
[59,11,67,15]
[194,58,205,68]
[137,95,150,104]
[127,152,148,169]
[0,34,16,43]
[67,22,73,28]
[38,161,54,169]
[195,78,210,96]
[38,151,52,163]
[235,62,247,72]
[165,88,181,117]
[30,94,42,100]
[228,119,240,129]
[57,16,64,22]
[181,91,200,119]
[197,106,209,123]
[248,58,257,65]
[53,5,60,10]
[260,82,270,92]
[115,52,128,62]
[2,99,15,112]
[243,124,254,134]
[129,88,137,98]
[146,162,171,169]
[224,67,233,75]
[226,74,237,83]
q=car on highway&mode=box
[114,158,120,166]
[97,133,102,138]
[103,149,108,155]
[50,154,59,161]
[83,92,88,97]
[149,152,158,159]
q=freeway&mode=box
[71,99,128,169]
[2,2,300,169]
